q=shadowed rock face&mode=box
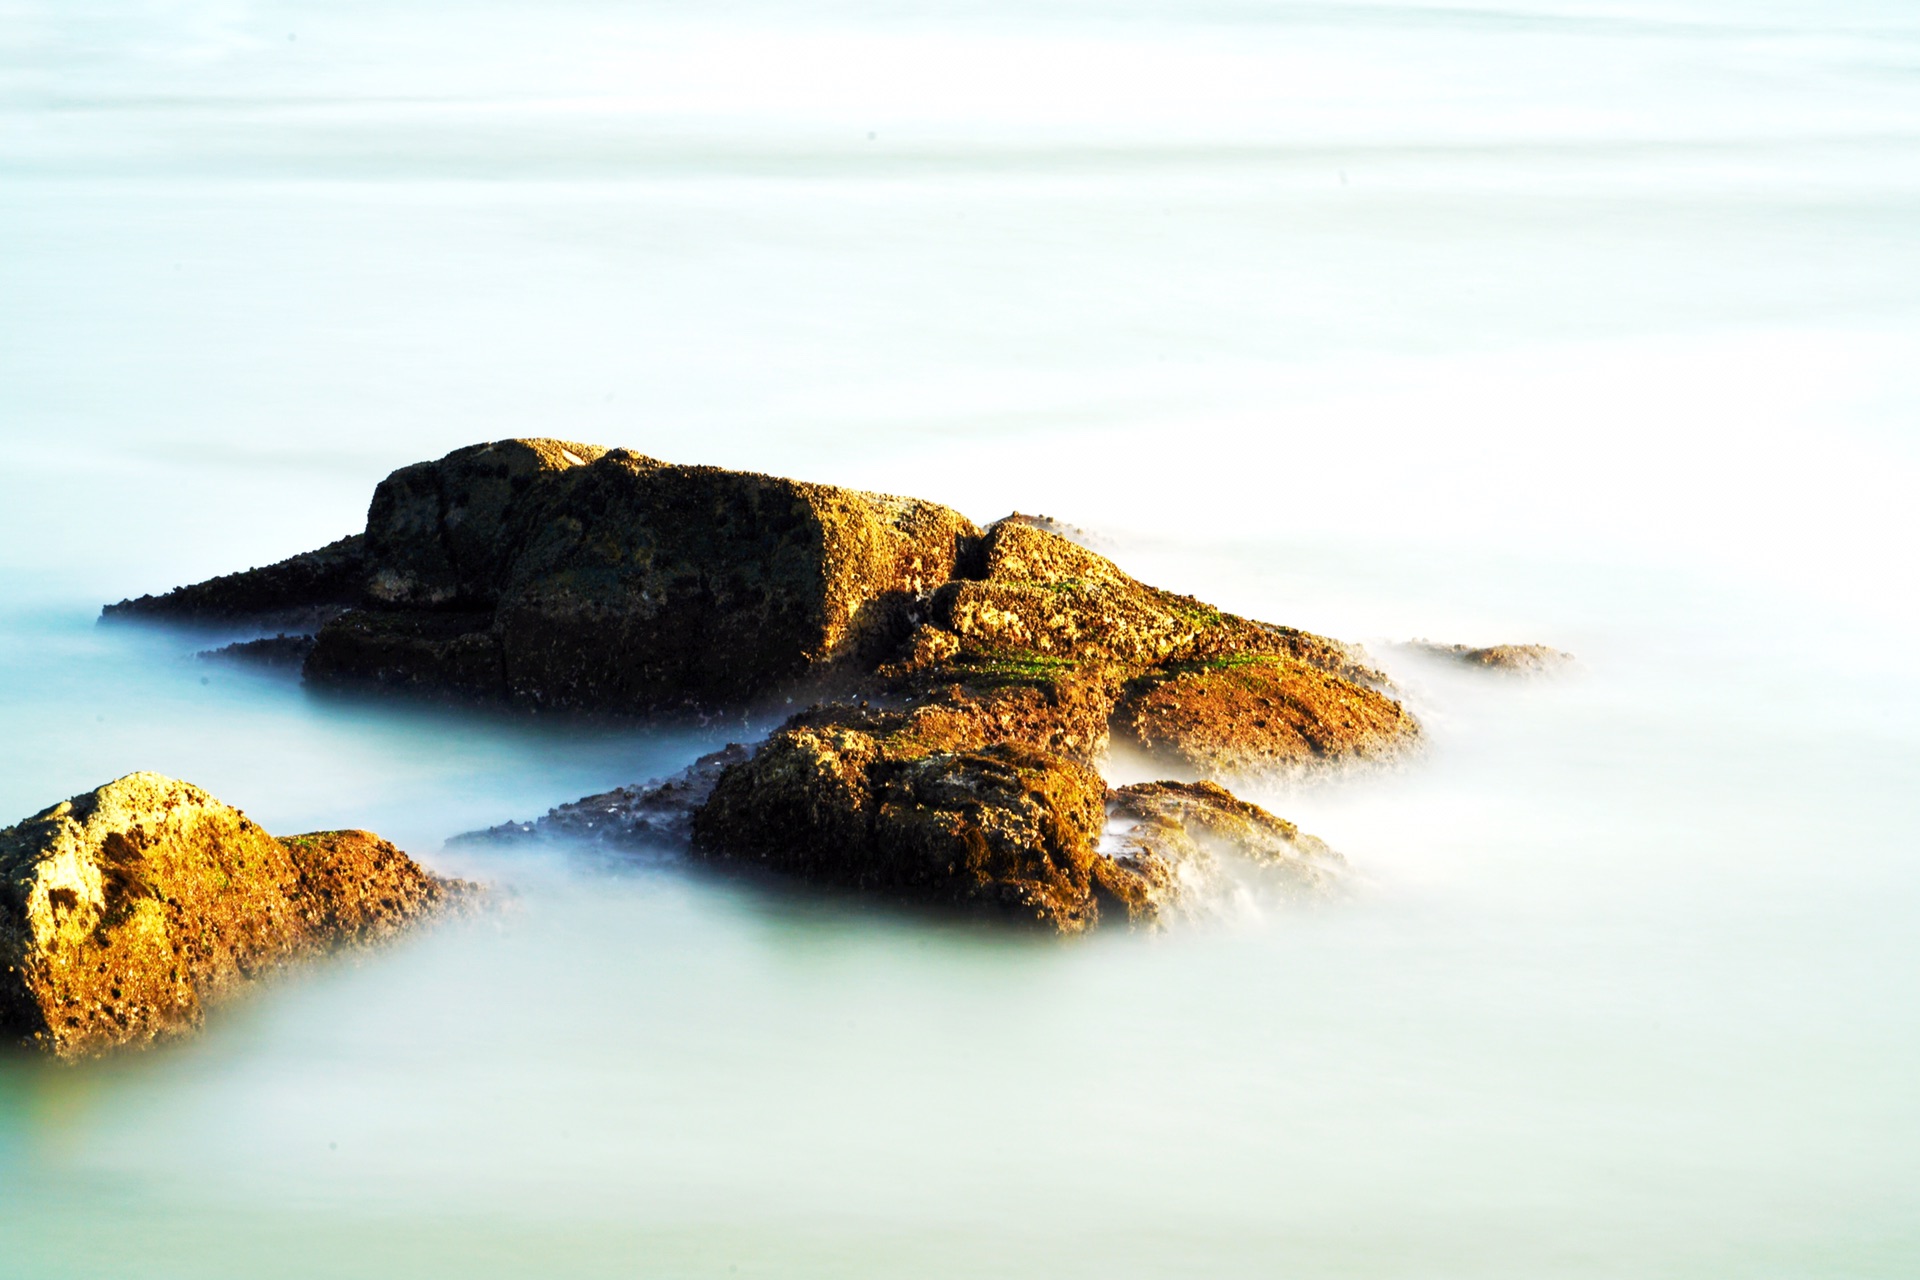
[0,773,467,1058]
[110,439,983,714]
[102,534,368,633]
[693,720,1115,932]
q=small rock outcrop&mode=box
[1403,641,1575,673]
[104,534,367,633]
[454,744,752,849]
[0,773,468,1058]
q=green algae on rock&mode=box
[0,773,469,1059]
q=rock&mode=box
[0,773,469,1058]
[477,451,980,711]
[453,744,752,849]
[361,438,608,609]
[932,521,1390,686]
[305,608,504,703]
[1404,640,1575,673]
[456,513,1396,930]
[109,446,1418,933]
[1112,656,1419,777]
[197,634,317,669]
[115,439,982,713]
[994,511,1101,549]
[931,521,1221,668]
[916,519,1410,778]
[103,534,367,633]
[1106,780,1345,899]
[693,723,1114,932]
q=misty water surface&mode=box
[2,1,1918,1276]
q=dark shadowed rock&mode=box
[284,440,983,712]
[361,438,608,608]
[306,608,504,702]
[1403,641,1575,673]
[477,451,980,711]
[103,534,367,633]
[453,744,752,849]
[0,773,471,1058]
[198,634,318,670]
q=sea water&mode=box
[2,1,1918,1275]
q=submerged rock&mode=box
[1404,641,1575,673]
[0,773,469,1058]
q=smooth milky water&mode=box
[3,1,1919,1275]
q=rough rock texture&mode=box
[1113,656,1419,776]
[0,773,466,1059]
[693,719,1115,931]
[104,534,367,632]
[109,443,1418,933]
[1405,641,1575,673]
[112,439,982,713]
[340,437,984,711]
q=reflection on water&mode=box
[3,0,1919,1275]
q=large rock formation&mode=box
[0,773,467,1058]
[111,439,1420,932]
[112,440,981,713]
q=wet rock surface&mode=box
[0,773,470,1058]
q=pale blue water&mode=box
[3,1,1919,1275]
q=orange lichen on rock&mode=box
[1113,656,1419,776]
[0,774,471,1058]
